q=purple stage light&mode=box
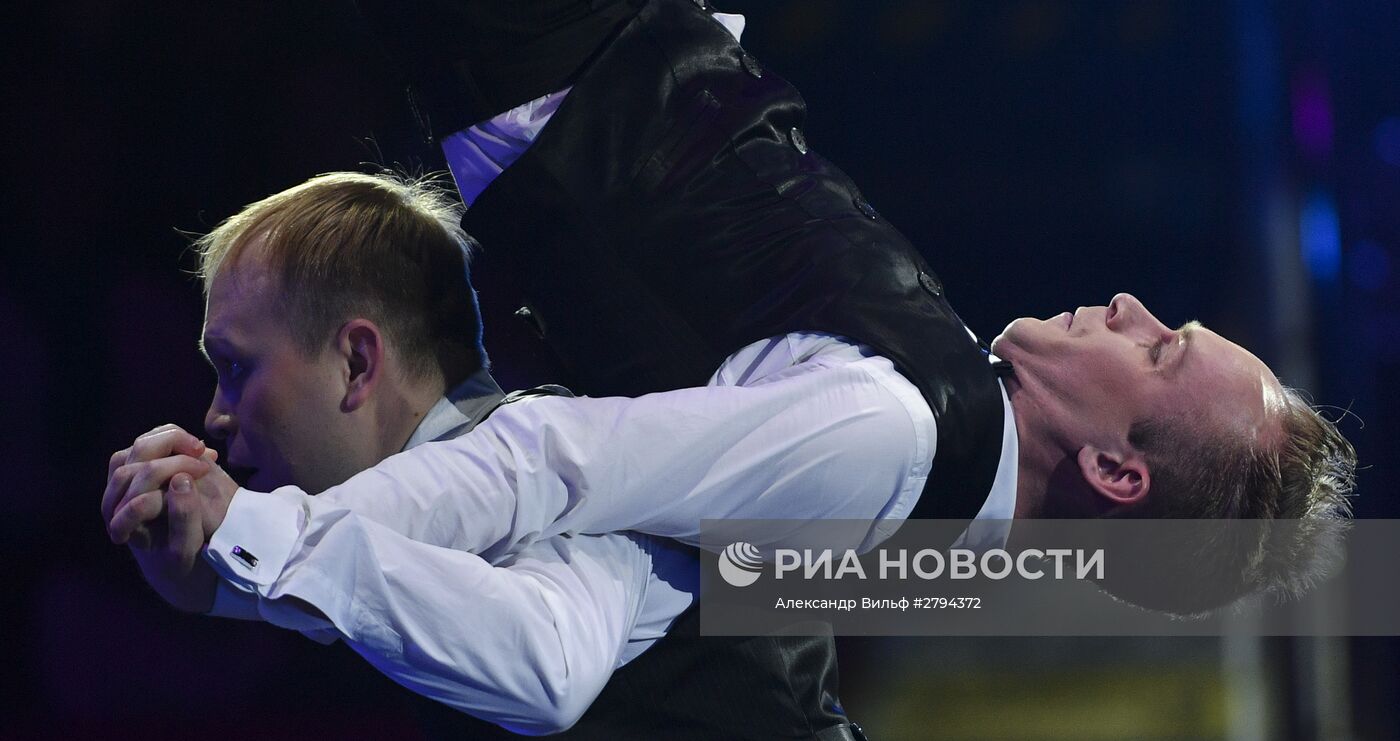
[1291,68,1334,162]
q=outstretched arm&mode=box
[306,337,932,559]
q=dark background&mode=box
[4,1,1397,738]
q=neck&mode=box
[375,375,448,458]
[1006,374,1057,518]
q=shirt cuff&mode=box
[204,568,338,639]
[205,486,307,590]
[204,576,262,621]
[204,487,341,639]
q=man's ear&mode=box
[336,319,385,412]
[1075,445,1151,508]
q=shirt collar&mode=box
[400,368,507,452]
[956,370,1021,552]
[976,377,1020,522]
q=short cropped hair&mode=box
[1102,386,1356,615]
[193,171,484,386]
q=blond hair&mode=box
[194,171,484,384]
[1101,386,1356,615]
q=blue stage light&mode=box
[1300,190,1340,282]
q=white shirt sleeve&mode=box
[205,489,664,736]
[288,335,932,561]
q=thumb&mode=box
[166,473,204,561]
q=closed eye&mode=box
[210,353,248,384]
[1150,340,1166,363]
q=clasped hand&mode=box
[101,424,239,613]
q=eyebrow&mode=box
[1165,321,1200,377]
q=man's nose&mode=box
[1107,293,1134,322]
[204,394,235,441]
[1107,293,1171,335]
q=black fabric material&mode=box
[547,605,851,741]
[462,0,1006,519]
[352,0,643,138]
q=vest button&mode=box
[691,0,707,9]
[853,196,879,219]
[789,127,809,155]
[740,51,763,78]
[514,305,546,339]
[918,271,943,297]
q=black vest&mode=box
[382,0,1005,737]
[461,0,1005,515]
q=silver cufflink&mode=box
[232,545,259,569]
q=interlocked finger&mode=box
[103,428,207,525]
[104,456,209,527]
[109,490,166,545]
[126,427,204,468]
[165,474,204,565]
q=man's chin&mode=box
[989,333,1007,356]
[988,324,1019,356]
[989,316,1041,358]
